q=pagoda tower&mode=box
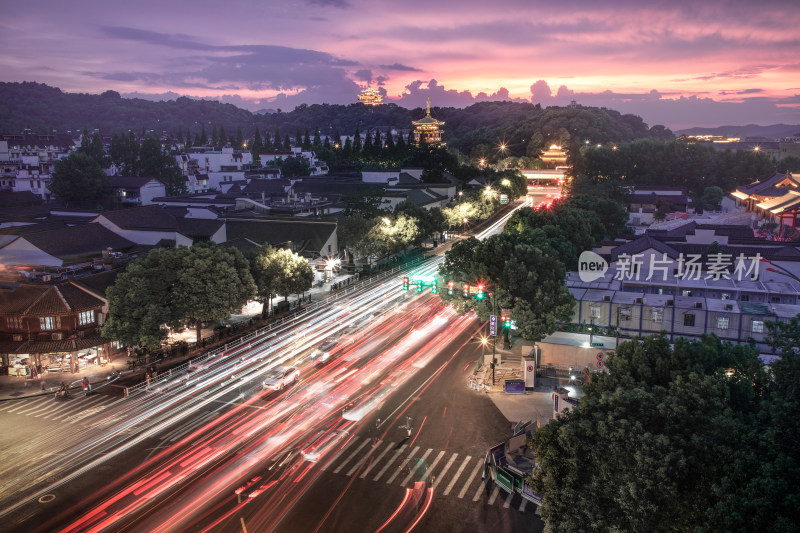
[412,97,445,146]
[357,87,383,106]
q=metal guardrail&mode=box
[123,254,435,397]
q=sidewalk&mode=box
[469,337,584,430]
[0,270,361,401]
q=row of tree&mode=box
[102,243,313,350]
[570,138,778,196]
[438,194,630,341]
[338,170,528,263]
[531,329,800,531]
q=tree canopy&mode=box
[531,333,800,532]
[103,244,256,348]
[48,152,111,207]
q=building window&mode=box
[717,317,729,330]
[752,320,764,333]
[721,292,730,300]
[40,316,56,330]
[740,295,750,302]
[78,310,95,326]
[651,310,663,323]
[590,307,601,319]
[684,314,696,327]
[681,290,692,297]
[619,308,632,321]
[770,296,781,303]
[7,316,23,329]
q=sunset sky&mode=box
[2,0,799,129]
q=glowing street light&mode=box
[501,178,510,186]
[382,217,391,226]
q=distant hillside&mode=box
[676,123,800,139]
[0,82,673,157]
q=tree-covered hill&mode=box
[0,82,672,157]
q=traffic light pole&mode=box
[491,293,496,386]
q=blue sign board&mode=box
[490,315,498,336]
[504,379,525,394]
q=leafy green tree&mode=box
[279,249,315,302]
[138,136,186,195]
[279,156,310,178]
[766,314,800,356]
[102,248,184,349]
[273,129,282,151]
[49,152,111,207]
[235,127,244,150]
[218,126,227,148]
[342,188,384,218]
[248,245,282,318]
[175,243,255,343]
[251,127,263,157]
[109,131,140,176]
[777,156,800,174]
[700,185,724,211]
[313,127,322,148]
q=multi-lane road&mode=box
[0,198,544,532]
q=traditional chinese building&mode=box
[412,98,445,146]
[732,172,800,229]
[357,87,383,106]
[539,145,568,168]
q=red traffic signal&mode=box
[402,276,409,290]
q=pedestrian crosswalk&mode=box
[318,436,537,513]
[0,394,122,424]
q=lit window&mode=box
[619,308,632,320]
[79,310,95,326]
[590,307,600,319]
[651,310,663,323]
[40,316,56,330]
[752,320,764,333]
[684,314,695,327]
[717,317,729,330]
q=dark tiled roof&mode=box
[176,218,224,238]
[99,205,177,230]
[56,282,105,311]
[72,269,122,299]
[8,332,109,355]
[242,180,291,195]
[25,286,70,315]
[0,191,42,207]
[225,219,336,255]
[611,235,680,261]
[108,176,163,188]
[17,223,137,261]
[0,284,48,314]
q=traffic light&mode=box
[447,281,455,295]
[402,276,409,290]
[416,281,423,292]
[476,284,485,300]
[502,315,511,329]
[462,283,469,297]
[431,282,438,294]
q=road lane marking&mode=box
[432,453,458,489]
[372,444,407,482]
[400,448,432,487]
[444,455,472,496]
[424,450,446,486]
[487,486,500,505]
[519,498,528,512]
[360,441,394,479]
[334,438,371,474]
[462,461,485,500]
[386,446,419,484]
[503,491,513,508]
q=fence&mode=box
[123,255,433,397]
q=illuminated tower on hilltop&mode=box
[357,87,383,106]
[412,97,445,146]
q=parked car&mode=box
[262,367,300,391]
